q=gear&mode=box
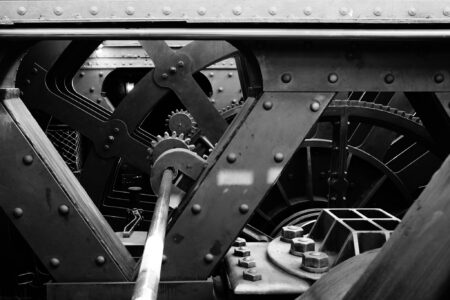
[166,109,197,137]
[151,131,195,161]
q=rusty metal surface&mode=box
[2,0,450,24]
[0,95,135,281]
[225,242,310,295]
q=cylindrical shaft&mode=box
[132,168,173,300]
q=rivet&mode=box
[162,254,168,264]
[13,208,23,218]
[444,7,450,17]
[239,204,249,214]
[268,7,277,16]
[281,73,292,83]
[303,7,312,16]
[434,73,445,83]
[58,205,70,216]
[328,73,338,83]
[218,87,224,92]
[191,204,202,214]
[204,253,214,263]
[89,87,95,93]
[197,7,207,16]
[162,6,172,15]
[22,154,33,165]
[103,145,110,151]
[89,6,99,16]
[232,6,242,16]
[107,135,115,143]
[339,7,349,16]
[25,79,31,85]
[408,7,416,16]
[96,98,102,104]
[274,152,284,163]
[95,256,106,266]
[263,101,273,110]
[384,73,395,84]
[17,7,27,16]
[232,99,237,104]
[310,101,321,112]
[373,7,382,16]
[49,258,60,268]
[227,153,237,163]
[32,67,38,74]
[99,72,103,77]
[177,60,185,68]
[125,6,135,15]
[113,127,120,134]
[169,66,177,74]
[209,72,214,77]
[79,72,85,77]
[161,73,169,79]
[53,7,64,16]
[228,72,233,77]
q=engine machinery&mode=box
[0,1,449,299]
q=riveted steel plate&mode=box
[3,0,450,24]
[253,40,450,92]
[225,242,310,294]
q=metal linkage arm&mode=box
[132,168,174,300]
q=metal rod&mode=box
[132,168,173,300]
[3,28,450,40]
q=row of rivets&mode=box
[14,6,450,17]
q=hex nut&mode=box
[290,237,315,256]
[238,256,256,268]
[233,237,247,247]
[243,268,262,281]
[281,225,304,243]
[301,251,330,273]
[234,246,251,257]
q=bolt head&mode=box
[303,251,329,268]
[58,205,70,216]
[13,207,23,218]
[290,237,315,256]
[263,101,273,110]
[243,268,262,281]
[238,256,256,268]
[227,153,237,163]
[281,225,304,242]
[281,73,292,83]
[233,237,246,247]
[234,246,251,257]
[22,154,33,165]
[95,255,106,266]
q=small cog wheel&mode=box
[166,109,197,137]
[151,131,195,161]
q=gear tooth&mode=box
[151,140,157,147]
[185,138,191,144]
[189,145,195,150]
[164,131,170,138]
[202,155,208,159]
[179,133,184,139]
[157,135,163,142]
[172,131,177,137]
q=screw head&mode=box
[238,256,256,268]
[281,73,292,83]
[13,208,23,218]
[58,205,70,216]
[243,268,262,281]
[191,204,202,214]
[227,153,237,163]
[53,7,63,16]
[310,101,321,112]
[22,154,33,165]
[263,101,273,110]
[384,73,395,84]
[95,255,106,266]
[328,73,338,83]
[239,204,249,214]
[204,253,214,263]
[281,225,304,243]
[49,258,60,268]
[233,237,247,247]
[197,7,207,16]
[234,246,251,257]
[434,73,445,83]
[274,152,284,163]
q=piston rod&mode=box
[132,168,174,300]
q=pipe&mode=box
[132,168,173,300]
[2,28,450,40]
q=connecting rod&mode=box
[132,168,174,300]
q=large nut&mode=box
[233,237,246,247]
[234,246,251,257]
[301,251,329,273]
[290,237,315,257]
[281,225,304,243]
[243,268,262,281]
[238,256,256,268]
